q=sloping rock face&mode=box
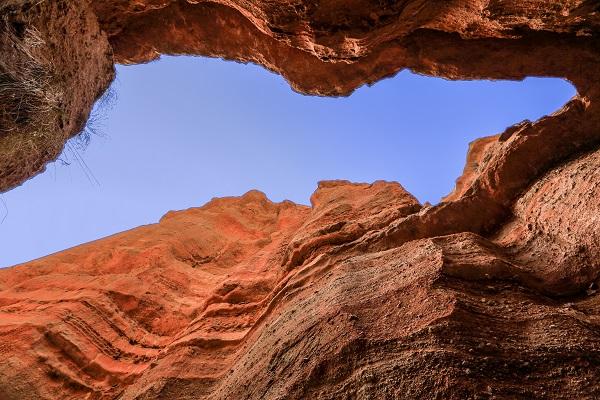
[0,0,600,399]
[1,166,600,399]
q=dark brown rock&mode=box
[0,0,114,192]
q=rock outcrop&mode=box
[1,0,599,192]
[0,0,600,399]
[0,0,113,192]
[1,161,600,399]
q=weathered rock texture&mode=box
[1,0,600,399]
[0,0,113,192]
[2,168,600,399]
[1,0,599,192]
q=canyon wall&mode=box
[0,0,599,399]
[1,0,599,192]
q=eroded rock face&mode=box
[1,0,599,192]
[1,163,600,399]
[0,0,599,399]
[0,0,114,192]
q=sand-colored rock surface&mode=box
[0,0,600,399]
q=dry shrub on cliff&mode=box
[0,21,60,137]
[0,15,64,189]
[0,9,115,190]
[70,86,117,151]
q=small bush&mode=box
[0,15,66,191]
[70,86,117,151]
[0,20,60,138]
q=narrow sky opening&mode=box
[0,55,575,267]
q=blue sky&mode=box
[0,56,575,267]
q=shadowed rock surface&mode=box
[1,0,599,192]
[0,0,599,399]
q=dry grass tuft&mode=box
[0,20,60,137]
[0,15,64,190]
[70,86,117,151]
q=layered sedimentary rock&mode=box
[1,0,600,399]
[1,158,600,399]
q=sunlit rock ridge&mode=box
[0,0,599,398]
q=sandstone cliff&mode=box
[1,0,600,399]
[1,163,599,399]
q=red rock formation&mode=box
[1,0,599,191]
[1,160,600,399]
[0,0,599,399]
